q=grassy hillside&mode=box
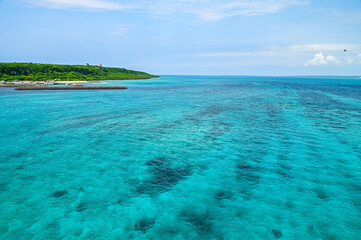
[0,63,158,81]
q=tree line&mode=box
[0,63,158,81]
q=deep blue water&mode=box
[0,76,361,239]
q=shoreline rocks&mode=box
[14,86,128,90]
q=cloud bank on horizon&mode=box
[193,44,361,67]
[1,0,360,75]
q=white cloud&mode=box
[304,52,341,66]
[326,55,341,65]
[24,0,127,10]
[24,0,309,20]
[160,0,309,21]
[358,53,361,57]
[304,52,328,66]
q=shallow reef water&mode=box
[0,76,361,239]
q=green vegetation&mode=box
[0,62,158,81]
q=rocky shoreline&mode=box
[0,82,127,90]
[15,86,127,90]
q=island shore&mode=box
[0,81,127,90]
[15,86,127,90]
[0,80,85,87]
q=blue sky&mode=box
[0,0,360,75]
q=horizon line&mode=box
[157,74,361,77]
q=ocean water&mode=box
[0,76,361,240]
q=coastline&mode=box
[15,86,127,90]
[0,81,129,90]
[0,76,159,90]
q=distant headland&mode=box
[0,62,158,81]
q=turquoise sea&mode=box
[1,76,361,240]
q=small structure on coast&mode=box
[46,80,55,85]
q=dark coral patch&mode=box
[133,217,155,232]
[236,162,260,185]
[272,229,282,239]
[146,157,168,167]
[75,202,86,212]
[136,157,192,195]
[215,190,234,201]
[153,167,191,189]
[181,210,214,233]
[52,190,68,198]
[314,188,329,200]
[326,233,338,240]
